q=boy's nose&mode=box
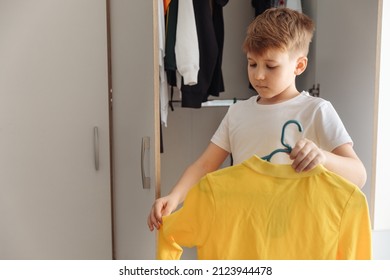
[254,69,265,80]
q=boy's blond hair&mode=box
[243,7,315,57]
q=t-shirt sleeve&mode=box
[336,188,372,259]
[157,178,215,260]
[314,101,353,151]
[211,110,231,153]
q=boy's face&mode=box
[247,49,306,105]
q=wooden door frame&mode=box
[152,0,162,257]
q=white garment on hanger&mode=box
[175,0,199,86]
[158,0,169,126]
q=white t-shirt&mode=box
[211,91,352,165]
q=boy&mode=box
[148,7,366,231]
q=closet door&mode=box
[0,0,112,259]
[110,0,157,259]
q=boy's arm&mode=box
[290,141,367,188]
[148,142,229,231]
[323,143,367,188]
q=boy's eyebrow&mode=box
[246,56,278,63]
[263,59,278,62]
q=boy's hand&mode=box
[147,194,179,231]
[290,138,326,172]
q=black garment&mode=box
[252,0,271,16]
[164,0,178,87]
[248,0,271,91]
[181,0,229,108]
[208,0,228,97]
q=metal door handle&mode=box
[141,136,151,189]
[94,126,99,171]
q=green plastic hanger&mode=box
[262,120,303,162]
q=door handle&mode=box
[141,136,151,189]
[94,126,99,171]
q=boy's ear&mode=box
[294,56,308,75]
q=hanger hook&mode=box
[280,120,303,150]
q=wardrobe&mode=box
[0,0,157,259]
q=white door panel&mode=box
[110,0,156,259]
[0,0,112,259]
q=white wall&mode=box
[370,0,390,260]
[372,230,390,260]
[373,0,390,231]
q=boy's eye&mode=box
[249,63,257,68]
[266,65,277,69]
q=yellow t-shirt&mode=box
[158,155,372,260]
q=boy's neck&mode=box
[257,89,300,105]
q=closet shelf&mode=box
[169,98,241,111]
[201,99,238,107]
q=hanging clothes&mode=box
[180,0,229,108]
[158,155,372,260]
[158,0,169,127]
